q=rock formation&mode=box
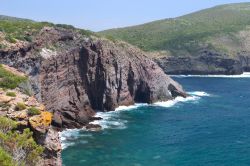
[0,27,187,128]
[154,50,244,75]
[0,27,187,165]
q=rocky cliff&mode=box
[0,27,186,128]
[154,50,248,75]
[0,27,187,165]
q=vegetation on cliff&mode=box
[0,117,44,166]
[0,65,52,166]
[0,15,96,50]
[100,3,250,57]
[0,65,27,89]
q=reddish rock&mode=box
[0,27,187,129]
[0,27,187,166]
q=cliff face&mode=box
[0,27,187,129]
[0,27,187,165]
[154,50,248,75]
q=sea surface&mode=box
[61,74,250,166]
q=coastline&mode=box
[170,72,250,78]
[59,91,209,150]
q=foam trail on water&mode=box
[90,104,149,130]
[188,91,210,97]
[91,92,208,128]
[60,91,210,149]
[170,72,250,78]
[59,129,92,149]
[153,95,199,108]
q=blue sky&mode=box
[1,0,250,31]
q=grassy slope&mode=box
[100,3,250,57]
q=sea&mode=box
[61,73,250,166]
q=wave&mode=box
[170,72,250,78]
[59,129,92,149]
[153,95,199,108]
[188,91,210,97]
[60,91,210,149]
[90,91,209,128]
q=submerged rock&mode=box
[86,123,102,131]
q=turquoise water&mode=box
[61,76,250,166]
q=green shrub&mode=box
[24,35,32,42]
[56,24,75,29]
[28,107,41,116]
[0,128,44,166]
[0,117,17,134]
[6,92,16,97]
[0,103,11,110]
[0,147,16,166]
[5,35,16,43]
[15,102,26,111]
[0,64,27,89]
[0,44,6,50]
[79,29,95,37]
[18,80,33,96]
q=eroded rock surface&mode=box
[0,27,187,166]
[154,50,248,75]
[0,27,187,129]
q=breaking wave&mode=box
[60,91,210,149]
[90,91,209,128]
[59,129,92,149]
[170,72,250,78]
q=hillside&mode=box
[100,3,250,57]
[0,16,94,50]
[100,3,250,74]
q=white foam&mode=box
[89,104,149,130]
[115,103,148,111]
[170,72,250,78]
[188,91,210,97]
[59,129,92,149]
[60,91,210,149]
[90,112,128,130]
[153,95,199,108]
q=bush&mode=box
[0,64,27,89]
[79,29,95,37]
[0,103,10,109]
[27,107,41,116]
[6,92,16,97]
[15,102,26,111]
[0,147,16,166]
[24,35,32,42]
[0,117,17,134]
[18,80,33,96]
[0,128,44,166]
[5,35,16,43]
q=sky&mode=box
[0,0,250,32]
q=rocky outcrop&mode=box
[0,27,187,166]
[0,27,187,129]
[0,87,61,166]
[155,50,244,75]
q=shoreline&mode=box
[170,72,250,78]
[59,91,209,150]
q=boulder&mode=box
[86,123,102,131]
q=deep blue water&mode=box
[61,77,250,166]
